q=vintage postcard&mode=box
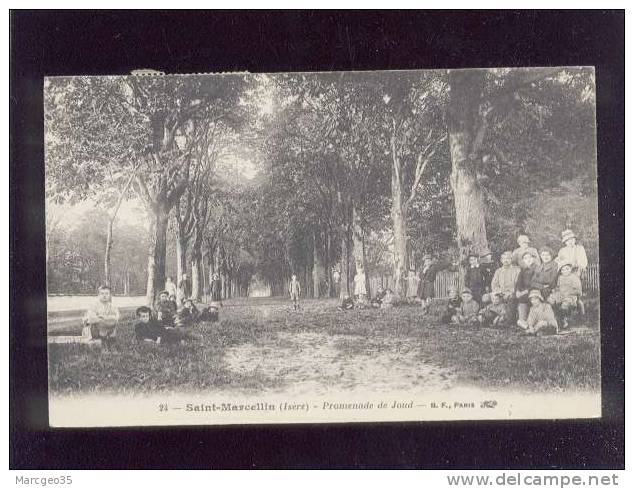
[45,67,600,427]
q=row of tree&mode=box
[45,67,598,302]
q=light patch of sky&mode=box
[48,198,150,231]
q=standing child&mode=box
[164,277,177,302]
[289,274,301,310]
[464,254,486,304]
[211,273,222,303]
[451,288,480,327]
[419,254,439,314]
[548,261,583,329]
[517,289,558,335]
[353,268,367,302]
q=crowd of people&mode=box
[332,229,588,336]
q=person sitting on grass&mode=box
[478,291,508,328]
[380,288,396,309]
[82,285,120,346]
[548,261,583,330]
[371,285,387,308]
[440,287,461,323]
[531,246,559,300]
[134,306,169,344]
[135,306,202,344]
[154,290,177,328]
[450,288,480,327]
[199,303,220,323]
[178,298,200,327]
[515,252,538,324]
[340,294,355,311]
[517,289,558,336]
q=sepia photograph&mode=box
[44,67,601,427]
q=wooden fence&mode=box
[368,263,599,299]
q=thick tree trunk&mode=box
[324,230,332,297]
[312,231,325,298]
[447,69,490,260]
[340,229,353,299]
[190,232,203,300]
[176,232,188,287]
[191,258,201,301]
[352,209,369,294]
[145,206,169,306]
[391,191,408,297]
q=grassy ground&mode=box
[48,297,600,396]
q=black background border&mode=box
[10,10,625,469]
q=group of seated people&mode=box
[340,229,588,336]
[440,229,587,335]
[82,286,219,347]
[135,290,220,343]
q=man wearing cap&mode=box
[556,229,588,276]
[517,289,558,335]
[512,235,541,269]
[451,288,480,327]
[491,251,521,301]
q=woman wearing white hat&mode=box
[556,229,588,276]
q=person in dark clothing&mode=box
[199,304,220,322]
[340,294,354,310]
[134,306,184,344]
[531,247,559,300]
[464,254,486,304]
[211,273,222,302]
[479,251,496,293]
[515,252,539,323]
[371,285,387,308]
[154,291,177,328]
[178,274,191,305]
[440,287,461,323]
[178,298,200,327]
[418,254,440,314]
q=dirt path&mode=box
[224,330,456,395]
